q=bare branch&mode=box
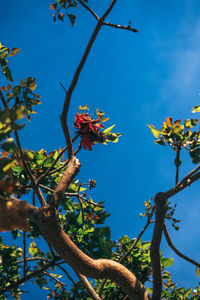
[60,0,117,157]
[17,257,44,263]
[77,0,99,20]
[175,147,181,185]
[76,272,102,300]
[150,193,167,300]
[49,156,81,209]
[103,22,138,33]
[0,90,7,108]
[43,270,67,288]
[31,205,149,300]
[23,232,27,277]
[163,223,200,269]
[56,264,77,285]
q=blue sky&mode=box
[1,0,200,298]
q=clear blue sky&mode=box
[1,0,200,298]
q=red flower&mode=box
[74,113,105,151]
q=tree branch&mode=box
[56,264,77,285]
[30,205,149,300]
[77,0,99,20]
[103,22,138,33]
[43,270,67,288]
[49,156,81,209]
[76,272,102,300]
[163,223,200,269]
[60,0,117,156]
[150,193,167,300]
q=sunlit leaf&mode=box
[7,48,21,57]
[166,117,173,127]
[78,104,87,110]
[101,118,110,122]
[192,105,200,113]
[161,257,174,268]
[174,119,181,126]
[103,124,115,134]
[147,124,160,139]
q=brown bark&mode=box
[30,205,149,300]
[150,193,167,300]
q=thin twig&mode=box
[32,191,35,206]
[17,257,44,263]
[77,0,99,20]
[0,90,7,107]
[60,0,117,157]
[23,232,27,277]
[79,195,104,208]
[43,271,67,288]
[59,81,67,93]
[163,223,200,268]
[36,135,80,185]
[47,144,82,176]
[76,272,102,300]
[103,22,138,33]
[39,184,104,208]
[175,147,181,185]
[56,264,77,286]
[120,208,154,263]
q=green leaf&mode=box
[192,105,200,113]
[147,124,160,139]
[77,212,83,225]
[161,257,174,268]
[103,124,115,134]
[141,242,151,250]
[184,118,198,128]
